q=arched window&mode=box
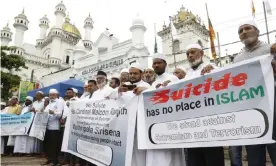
[48,55,50,58]
[173,40,180,53]
[20,20,23,23]
[72,60,75,65]
[65,55,70,64]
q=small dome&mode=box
[85,13,93,22]
[3,22,10,31]
[41,14,49,21]
[62,22,81,39]
[16,8,27,19]
[132,14,144,26]
[56,0,66,8]
[74,39,85,50]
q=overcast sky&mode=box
[1,0,275,57]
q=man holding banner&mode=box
[184,44,225,166]
[229,20,276,166]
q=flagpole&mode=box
[216,32,222,67]
[263,1,270,44]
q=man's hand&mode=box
[118,85,128,93]
[133,87,148,95]
[156,83,162,89]
[271,43,276,55]
[201,64,215,75]
[30,108,36,113]
[162,80,171,87]
[49,110,55,115]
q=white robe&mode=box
[14,105,35,154]
[91,84,115,101]
[32,100,45,153]
[184,62,217,81]
[147,72,185,166]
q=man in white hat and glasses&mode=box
[229,20,276,166]
[91,70,116,101]
[184,43,224,166]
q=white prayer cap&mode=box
[26,96,33,102]
[129,63,144,72]
[175,66,186,72]
[186,44,202,51]
[120,68,129,74]
[145,67,154,71]
[36,91,44,95]
[238,20,258,30]
[44,96,49,99]
[84,81,88,86]
[72,88,78,94]
[49,88,58,94]
[152,53,166,62]
[0,102,6,106]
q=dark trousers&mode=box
[187,147,225,166]
[44,130,60,165]
[3,136,13,154]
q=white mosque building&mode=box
[0,1,150,86]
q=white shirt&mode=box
[44,99,63,130]
[184,62,217,80]
[32,100,44,112]
[151,72,179,89]
[91,84,115,101]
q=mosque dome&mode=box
[132,14,144,26]
[62,22,81,39]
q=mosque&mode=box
[0,1,150,86]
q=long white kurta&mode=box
[14,105,35,154]
[116,80,151,166]
[147,72,186,166]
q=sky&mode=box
[0,0,276,58]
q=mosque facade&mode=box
[0,1,150,86]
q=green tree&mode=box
[1,46,28,100]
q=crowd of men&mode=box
[1,20,276,166]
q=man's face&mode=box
[10,98,17,105]
[144,69,155,83]
[25,99,32,106]
[35,92,43,100]
[186,48,203,67]
[44,99,49,107]
[96,75,106,88]
[120,72,129,82]
[88,82,97,92]
[83,85,88,92]
[238,24,259,45]
[129,68,142,83]
[109,79,118,89]
[49,93,57,100]
[152,59,166,75]
[173,68,186,79]
[66,90,74,99]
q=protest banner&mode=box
[138,55,275,149]
[29,112,49,140]
[63,97,138,166]
[1,112,34,136]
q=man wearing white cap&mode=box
[120,68,130,83]
[42,89,63,166]
[31,91,45,155]
[115,63,150,166]
[229,20,276,166]
[184,43,224,166]
[14,96,35,154]
[143,67,156,85]
[71,88,79,98]
[184,44,217,80]
[146,53,184,166]
[6,96,21,115]
[173,67,186,80]
[151,53,179,88]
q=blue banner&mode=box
[1,112,34,136]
